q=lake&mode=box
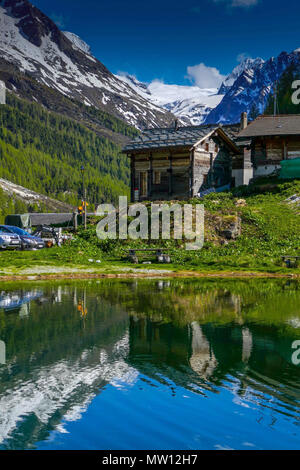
[0,279,299,450]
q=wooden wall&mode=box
[129,133,237,201]
[132,151,191,201]
[252,135,300,166]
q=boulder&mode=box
[221,216,241,240]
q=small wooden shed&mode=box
[123,122,242,202]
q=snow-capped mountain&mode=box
[0,0,175,129]
[118,50,300,126]
[1,0,300,130]
[218,57,264,95]
[116,57,266,126]
[206,51,300,124]
[116,74,224,125]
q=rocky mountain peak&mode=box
[218,57,264,95]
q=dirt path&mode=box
[0,270,299,281]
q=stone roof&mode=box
[238,115,300,138]
[123,123,241,152]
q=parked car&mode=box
[0,226,45,250]
[0,236,5,249]
[0,227,22,250]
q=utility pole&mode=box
[84,188,87,230]
[274,81,278,117]
[80,166,87,230]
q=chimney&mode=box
[174,119,179,131]
[240,112,248,130]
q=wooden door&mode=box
[140,171,148,197]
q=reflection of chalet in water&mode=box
[123,120,243,201]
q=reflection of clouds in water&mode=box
[0,332,138,444]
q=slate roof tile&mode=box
[123,123,241,152]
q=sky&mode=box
[32,0,300,88]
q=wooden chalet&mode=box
[237,114,300,178]
[123,121,243,202]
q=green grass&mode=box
[1,178,299,276]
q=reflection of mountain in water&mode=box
[0,286,136,449]
[0,280,299,449]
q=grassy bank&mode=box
[0,178,299,278]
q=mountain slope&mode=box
[0,177,73,220]
[0,58,139,146]
[0,0,175,129]
[0,93,130,206]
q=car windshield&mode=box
[6,226,30,236]
[0,227,14,234]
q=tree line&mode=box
[0,93,131,219]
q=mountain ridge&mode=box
[205,51,300,124]
[0,0,175,129]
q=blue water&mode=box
[37,377,300,450]
[0,279,299,450]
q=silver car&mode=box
[0,227,21,250]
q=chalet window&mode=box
[205,143,209,152]
[153,171,161,185]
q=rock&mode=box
[286,194,300,205]
[235,199,247,207]
[221,216,242,240]
[129,255,139,264]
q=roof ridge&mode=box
[259,114,300,118]
[140,122,242,133]
[142,124,218,132]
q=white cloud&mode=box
[213,0,258,7]
[186,63,226,88]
